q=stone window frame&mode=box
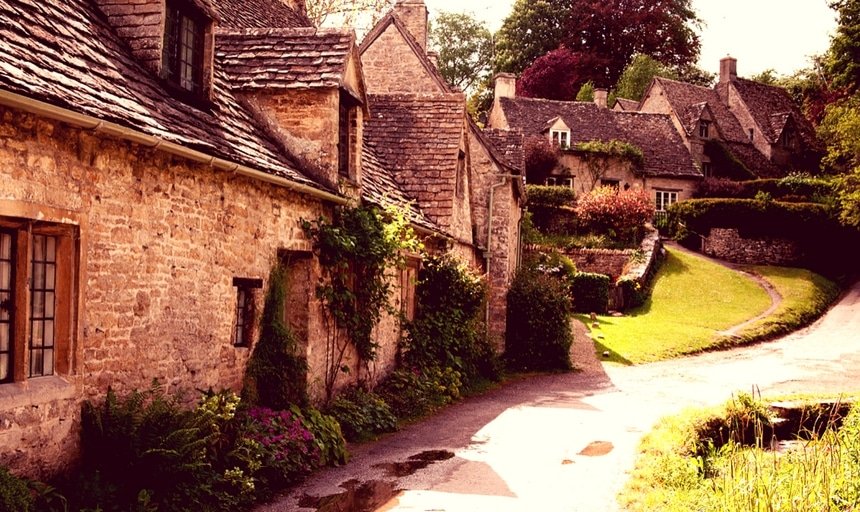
[550,129,570,148]
[698,120,711,139]
[162,0,212,102]
[232,277,262,348]
[701,161,712,177]
[0,216,78,385]
[655,190,679,212]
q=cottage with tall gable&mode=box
[359,0,525,346]
[487,74,702,214]
[639,57,821,179]
[0,0,458,478]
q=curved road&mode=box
[260,279,860,512]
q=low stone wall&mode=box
[564,248,632,281]
[703,228,802,265]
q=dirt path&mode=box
[258,277,860,512]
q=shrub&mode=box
[291,406,349,468]
[570,272,611,313]
[524,135,561,184]
[244,264,308,410]
[522,250,577,293]
[505,269,573,372]
[0,467,34,512]
[694,178,746,199]
[694,176,837,203]
[241,407,319,490]
[525,185,576,208]
[403,255,498,387]
[575,186,653,241]
[326,388,397,442]
[377,367,463,419]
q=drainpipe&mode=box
[485,174,522,327]
[0,89,348,205]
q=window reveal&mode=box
[0,231,13,383]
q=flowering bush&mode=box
[243,407,320,488]
[575,186,653,240]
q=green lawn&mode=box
[581,248,772,364]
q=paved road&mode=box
[259,279,860,512]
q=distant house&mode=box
[639,57,821,179]
[613,98,640,112]
[487,74,701,214]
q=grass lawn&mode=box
[580,248,772,364]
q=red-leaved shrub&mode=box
[524,135,560,184]
[575,186,653,240]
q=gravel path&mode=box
[258,271,860,512]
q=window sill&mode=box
[0,375,78,410]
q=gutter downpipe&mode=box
[485,173,522,327]
[0,89,348,205]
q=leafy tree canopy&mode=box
[307,0,391,29]
[615,54,678,101]
[518,48,609,100]
[430,12,494,93]
[826,0,860,95]
[493,0,572,74]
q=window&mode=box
[163,0,206,95]
[338,96,359,179]
[655,190,679,212]
[0,220,75,384]
[748,128,755,142]
[601,179,620,190]
[701,162,712,177]
[562,177,574,189]
[550,130,570,148]
[232,278,262,347]
[698,120,710,139]
[456,150,466,198]
[545,177,556,186]
[400,259,419,323]
[780,129,797,150]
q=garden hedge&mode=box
[570,272,611,314]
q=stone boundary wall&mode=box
[612,228,663,310]
[703,228,802,265]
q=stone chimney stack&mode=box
[594,88,608,108]
[394,0,429,51]
[494,73,517,101]
[720,56,738,83]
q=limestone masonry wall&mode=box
[704,227,802,265]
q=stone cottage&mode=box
[487,74,701,213]
[359,0,525,346]
[0,0,478,479]
[638,57,821,179]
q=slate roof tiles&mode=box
[215,0,311,29]
[217,28,354,91]
[497,97,700,178]
[0,0,323,188]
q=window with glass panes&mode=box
[163,0,205,95]
[29,235,56,377]
[0,231,13,383]
[655,190,678,212]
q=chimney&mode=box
[394,0,429,51]
[720,56,737,83]
[494,73,517,101]
[594,88,608,108]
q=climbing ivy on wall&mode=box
[301,204,421,402]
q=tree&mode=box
[615,54,678,101]
[518,48,608,100]
[493,0,572,74]
[307,0,392,28]
[818,96,860,227]
[826,0,860,95]
[576,81,595,102]
[429,12,494,93]
[523,135,560,184]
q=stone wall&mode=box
[360,23,442,95]
[564,248,632,281]
[703,227,802,265]
[0,107,404,477]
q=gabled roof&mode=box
[484,128,525,175]
[216,28,355,91]
[653,77,748,142]
[364,93,466,230]
[717,78,818,148]
[0,0,324,189]
[361,144,438,233]
[496,97,700,178]
[358,11,452,94]
[613,98,639,111]
[215,0,311,29]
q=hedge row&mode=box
[694,177,836,203]
[570,272,611,314]
[525,185,576,208]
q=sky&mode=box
[423,0,839,77]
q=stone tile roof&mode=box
[216,28,354,91]
[497,97,700,178]
[717,78,819,148]
[484,128,525,174]
[364,93,466,230]
[654,77,748,142]
[0,0,326,189]
[613,98,639,111]
[215,0,311,29]
[720,141,782,178]
[361,145,438,233]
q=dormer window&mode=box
[551,130,570,148]
[163,0,206,96]
[338,92,360,181]
[698,120,710,139]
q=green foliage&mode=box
[377,367,464,419]
[826,0,860,95]
[615,54,679,101]
[403,254,498,387]
[326,387,397,442]
[818,95,860,227]
[524,135,561,184]
[291,406,349,467]
[244,264,308,410]
[525,185,576,208]
[505,268,573,372]
[570,272,612,314]
[703,140,756,180]
[493,0,571,74]
[429,12,493,93]
[574,140,645,168]
[241,406,319,492]
[694,176,837,203]
[575,81,595,101]
[0,467,34,512]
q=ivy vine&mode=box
[301,204,420,402]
